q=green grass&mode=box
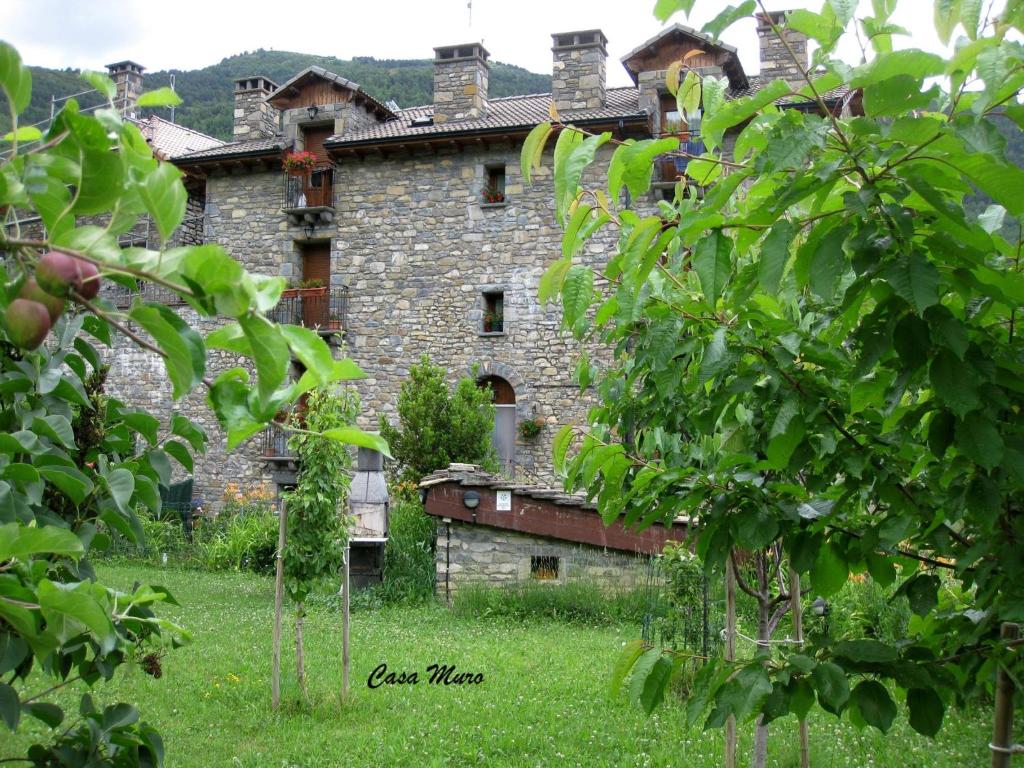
[6,565,998,767]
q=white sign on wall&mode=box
[496,490,512,511]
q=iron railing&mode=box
[269,286,348,332]
[283,164,335,210]
[656,139,706,183]
[104,281,188,308]
[259,423,295,459]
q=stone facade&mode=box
[233,77,279,139]
[551,31,608,112]
[434,520,653,598]
[756,11,809,87]
[432,44,490,123]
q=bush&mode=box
[198,511,279,574]
[379,355,496,481]
[451,580,649,625]
[377,494,437,604]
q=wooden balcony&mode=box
[283,164,335,226]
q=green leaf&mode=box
[240,313,289,408]
[654,0,696,21]
[321,427,392,459]
[809,227,847,302]
[702,80,789,150]
[521,122,552,185]
[130,304,205,399]
[171,414,206,452]
[553,128,584,225]
[851,50,945,89]
[280,324,335,387]
[929,351,979,417]
[2,126,41,143]
[105,468,135,514]
[835,639,898,663]
[552,425,574,476]
[138,161,187,244]
[607,138,679,202]
[0,683,19,731]
[702,1,756,39]
[677,71,701,122]
[122,411,161,446]
[851,680,897,733]
[934,0,958,44]
[136,87,182,107]
[0,42,32,114]
[955,414,1003,470]
[80,70,115,100]
[758,220,795,293]
[640,656,674,714]
[23,701,63,728]
[907,688,944,737]
[904,573,940,616]
[610,639,646,698]
[812,661,850,713]
[556,131,611,226]
[811,542,847,597]
[38,465,94,506]
[562,265,594,329]
[884,253,941,313]
[693,230,731,307]
[36,580,115,647]
[0,522,84,560]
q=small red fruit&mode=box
[35,251,101,300]
[18,277,65,322]
[4,298,52,350]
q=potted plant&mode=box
[518,417,545,440]
[283,150,317,174]
[483,311,503,333]
[482,189,505,204]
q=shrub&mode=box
[451,580,649,625]
[199,511,279,574]
[378,494,437,604]
[379,355,496,481]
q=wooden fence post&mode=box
[725,554,737,768]
[992,622,1020,768]
[790,569,809,768]
[272,501,288,710]
[342,540,351,702]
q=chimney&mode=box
[105,60,145,118]
[551,30,608,113]
[432,43,489,124]
[756,10,808,88]
[233,76,279,140]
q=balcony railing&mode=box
[104,281,188,308]
[260,423,295,460]
[283,164,335,210]
[656,139,706,184]
[269,286,348,333]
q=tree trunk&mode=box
[295,603,310,705]
[271,502,288,710]
[752,552,771,768]
[725,555,737,768]
[791,569,810,768]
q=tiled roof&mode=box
[327,87,646,146]
[266,66,396,120]
[133,115,223,159]
[419,463,596,509]
[729,74,851,105]
[173,136,287,162]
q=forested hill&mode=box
[7,49,552,140]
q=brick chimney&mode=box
[232,76,279,140]
[756,10,808,87]
[105,60,144,118]
[551,30,608,113]
[432,43,489,124]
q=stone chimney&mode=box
[756,10,808,87]
[232,76,279,140]
[432,43,489,124]
[551,30,608,113]
[105,60,144,118]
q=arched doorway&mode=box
[478,375,515,474]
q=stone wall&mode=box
[434,519,653,598]
[756,12,808,87]
[551,32,608,112]
[233,77,279,140]
[432,45,490,123]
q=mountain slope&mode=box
[5,49,552,140]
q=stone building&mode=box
[99,15,849,508]
[419,464,688,597]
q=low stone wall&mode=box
[434,519,653,599]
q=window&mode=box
[483,165,506,204]
[531,556,559,581]
[482,291,504,333]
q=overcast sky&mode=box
[1,0,958,90]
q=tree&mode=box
[379,355,495,480]
[0,42,386,765]
[523,0,1024,762]
[281,386,359,703]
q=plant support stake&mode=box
[992,622,1021,768]
[272,501,288,710]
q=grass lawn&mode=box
[7,564,998,767]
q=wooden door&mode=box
[300,242,331,327]
[302,126,333,206]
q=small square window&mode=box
[483,291,504,333]
[483,166,506,204]
[531,556,559,580]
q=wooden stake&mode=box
[272,501,288,710]
[790,568,809,768]
[296,603,309,705]
[342,541,351,702]
[992,622,1020,768]
[725,554,737,768]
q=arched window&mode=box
[478,375,516,473]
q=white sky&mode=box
[1,0,957,90]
